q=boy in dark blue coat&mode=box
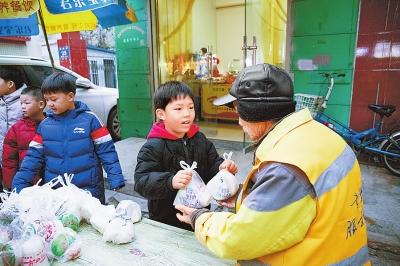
[134,81,237,230]
[12,72,124,203]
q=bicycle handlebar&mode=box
[319,72,346,78]
[319,73,346,109]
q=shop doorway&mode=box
[153,0,287,144]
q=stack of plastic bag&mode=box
[173,161,212,208]
[49,174,142,244]
[0,172,143,264]
[0,177,83,265]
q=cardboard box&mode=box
[201,83,238,120]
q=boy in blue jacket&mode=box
[12,72,124,203]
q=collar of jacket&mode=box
[1,84,26,103]
[244,109,313,164]
[147,122,199,140]
[46,101,89,120]
[20,117,42,127]
[255,108,313,160]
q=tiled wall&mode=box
[351,0,400,132]
[290,0,359,125]
[116,0,153,138]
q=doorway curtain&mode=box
[156,0,195,83]
[246,0,287,67]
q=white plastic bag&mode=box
[80,196,102,222]
[0,225,13,244]
[58,211,81,232]
[173,161,211,208]
[22,235,50,266]
[90,205,116,234]
[0,190,20,226]
[50,173,99,232]
[36,220,64,244]
[102,217,135,244]
[48,228,81,263]
[115,200,142,224]
[0,240,23,266]
[52,174,85,230]
[206,152,239,200]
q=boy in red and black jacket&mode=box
[134,81,237,230]
[2,86,45,190]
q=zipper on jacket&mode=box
[62,119,67,175]
[182,138,189,162]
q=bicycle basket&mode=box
[294,93,323,117]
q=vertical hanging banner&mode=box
[0,0,39,18]
[44,0,117,14]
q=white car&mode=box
[0,55,120,140]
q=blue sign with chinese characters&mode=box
[44,0,117,14]
[0,14,39,37]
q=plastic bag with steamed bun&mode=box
[206,152,239,201]
[173,161,212,208]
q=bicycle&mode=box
[294,72,400,177]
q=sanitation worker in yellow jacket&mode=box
[176,63,370,266]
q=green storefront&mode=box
[115,0,153,138]
[115,0,398,140]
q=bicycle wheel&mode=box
[381,133,400,176]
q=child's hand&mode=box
[172,170,192,189]
[219,159,238,175]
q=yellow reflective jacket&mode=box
[194,109,370,265]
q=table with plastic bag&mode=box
[55,218,235,266]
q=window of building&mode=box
[88,60,99,85]
[103,59,116,88]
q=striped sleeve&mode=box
[88,111,124,190]
[29,134,43,149]
[91,126,112,145]
[194,163,317,260]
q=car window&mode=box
[23,65,77,87]
[0,65,27,85]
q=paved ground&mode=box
[106,137,400,265]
